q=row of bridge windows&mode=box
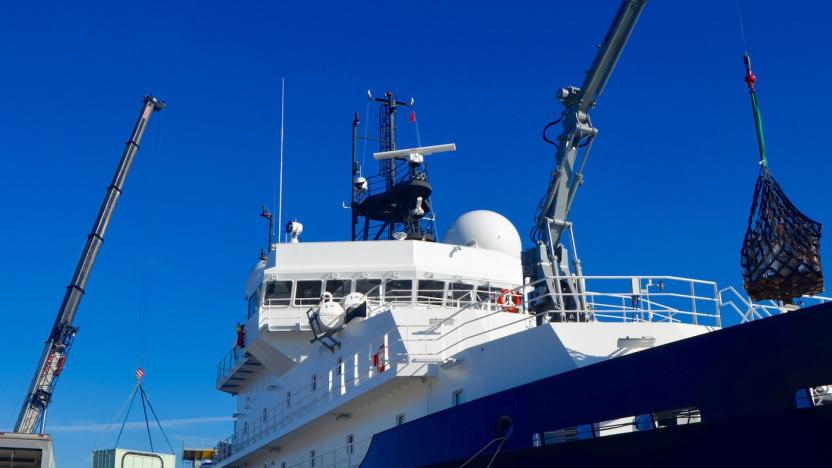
[247,279,506,317]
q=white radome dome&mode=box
[443,210,522,259]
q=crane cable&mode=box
[110,378,175,455]
[137,114,160,370]
[736,1,767,167]
[736,1,824,302]
[736,0,750,54]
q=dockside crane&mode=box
[523,0,646,319]
[14,96,165,434]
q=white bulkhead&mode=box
[212,212,718,468]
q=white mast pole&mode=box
[278,78,285,243]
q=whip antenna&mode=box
[278,78,286,244]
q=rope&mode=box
[485,437,508,468]
[749,89,768,166]
[736,3,767,167]
[139,386,154,452]
[457,436,505,468]
[93,382,140,451]
[140,386,176,455]
[138,112,162,369]
[736,0,749,53]
[66,382,141,468]
[114,384,141,447]
[360,100,371,175]
[413,106,422,147]
[5,387,26,431]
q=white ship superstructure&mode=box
[213,210,722,468]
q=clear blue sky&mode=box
[1,0,829,466]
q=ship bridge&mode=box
[216,238,523,393]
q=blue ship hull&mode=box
[360,303,832,467]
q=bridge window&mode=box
[296,280,323,306]
[264,281,292,306]
[355,279,381,299]
[386,280,413,303]
[325,279,352,300]
[418,280,445,305]
[476,285,501,303]
[247,286,261,318]
[448,282,475,303]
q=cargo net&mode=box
[741,167,824,302]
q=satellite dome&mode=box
[443,210,521,259]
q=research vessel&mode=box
[211,2,831,467]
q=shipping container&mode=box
[92,448,175,468]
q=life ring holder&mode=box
[497,288,522,313]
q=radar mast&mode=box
[350,91,445,242]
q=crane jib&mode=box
[533,0,646,246]
[14,96,164,435]
[524,1,646,319]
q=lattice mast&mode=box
[14,96,165,434]
[351,91,436,241]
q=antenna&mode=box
[260,205,273,252]
[277,78,286,243]
[351,91,446,242]
[373,143,456,162]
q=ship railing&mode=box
[214,332,395,463]
[260,286,505,325]
[718,286,831,323]
[216,345,247,386]
[282,436,372,468]
[396,275,722,363]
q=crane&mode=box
[523,0,647,319]
[14,96,165,434]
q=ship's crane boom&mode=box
[533,0,646,245]
[14,96,165,434]
[524,0,646,318]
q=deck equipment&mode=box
[523,0,647,319]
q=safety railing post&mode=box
[690,280,697,325]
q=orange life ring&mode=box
[372,344,386,373]
[497,288,522,313]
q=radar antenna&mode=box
[351,91,450,241]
